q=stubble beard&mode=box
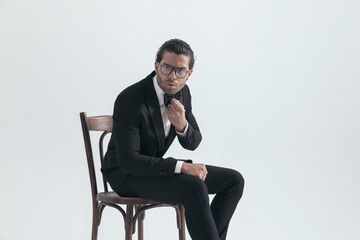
[157,74,180,95]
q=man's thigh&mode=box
[105,165,243,203]
[109,169,206,205]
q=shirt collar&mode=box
[153,74,165,107]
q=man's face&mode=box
[155,51,193,95]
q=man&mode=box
[102,39,244,240]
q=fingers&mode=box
[198,164,207,181]
[165,106,171,116]
[203,164,208,181]
[181,163,208,181]
[168,98,185,112]
[203,165,208,176]
[166,99,185,121]
[165,105,180,120]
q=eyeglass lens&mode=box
[160,65,187,78]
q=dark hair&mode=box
[156,38,195,69]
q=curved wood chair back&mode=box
[80,112,112,195]
[80,112,185,240]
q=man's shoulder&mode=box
[117,71,155,100]
[181,83,192,98]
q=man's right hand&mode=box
[181,162,208,181]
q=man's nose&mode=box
[168,70,177,80]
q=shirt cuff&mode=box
[174,161,184,174]
[176,122,188,137]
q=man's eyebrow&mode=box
[163,62,187,69]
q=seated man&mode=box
[101,38,244,240]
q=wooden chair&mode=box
[80,112,186,240]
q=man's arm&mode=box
[165,87,207,181]
[112,95,179,178]
[166,89,202,151]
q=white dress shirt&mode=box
[153,75,188,173]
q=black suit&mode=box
[102,71,244,240]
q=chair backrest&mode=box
[80,112,112,201]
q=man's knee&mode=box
[191,176,208,194]
[234,170,245,186]
[229,169,245,196]
[183,176,209,204]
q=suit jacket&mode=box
[101,71,202,183]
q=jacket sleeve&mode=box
[177,86,202,150]
[112,94,178,177]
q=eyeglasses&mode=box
[159,64,190,79]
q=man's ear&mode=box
[154,61,159,74]
[186,69,194,80]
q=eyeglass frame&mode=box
[159,63,190,79]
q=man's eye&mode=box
[177,68,186,74]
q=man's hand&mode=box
[166,98,187,132]
[181,162,208,181]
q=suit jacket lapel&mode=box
[162,90,184,155]
[145,72,166,155]
[162,126,176,155]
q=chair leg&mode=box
[178,206,186,240]
[91,209,99,240]
[91,217,99,240]
[137,205,145,240]
[125,205,134,240]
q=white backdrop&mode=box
[1,0,359,239]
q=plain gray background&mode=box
[1,0,359,239]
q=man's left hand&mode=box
[166,98,187,132]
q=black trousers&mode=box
[104,165,244,240]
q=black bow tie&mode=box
[164,91,182,107]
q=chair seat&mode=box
[97,191,162,205]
